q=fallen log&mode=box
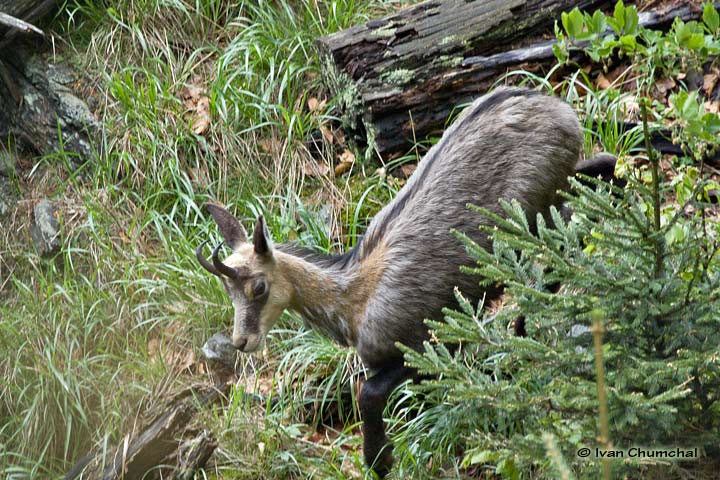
[0,12,44,36]
[64,383,230,480]
[0,0,56,47]
[317,0,718,160]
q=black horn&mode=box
[212,242,239,279]
[196,240,220,276]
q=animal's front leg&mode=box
[359,362,413,478]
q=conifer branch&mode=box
[640,98,663,278]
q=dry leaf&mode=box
[240,372,275,397]
[655,77,676,95]
[340,456,363,479]
[400,163,417,178]
[620,98,640,121]
[596,73,611,90]
[320,125,334,143]
[308,97,327,113]
[118,229,130,245]
[179,85,201,104]
[706,101,720,114]
[304,431,327,444]
[177,349,195,371]
[148,338,160,358]
[164,304,184,314]
[192,96,211,135]
[334,149,355,176]
[303,161,330,177]
[259,137,281,154]
[334,161,353,176]
[164,346,195,371]
[179,84,211,135]
[703,72,719,97]
[334,128,346,145]
[338,149,355,164]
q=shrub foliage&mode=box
[396,2,720,477]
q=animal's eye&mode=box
[252,279,267,297]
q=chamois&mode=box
[197,87,584,476]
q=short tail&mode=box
[574,153,625,188]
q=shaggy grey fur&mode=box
[283,87,583,369]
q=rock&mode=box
[1,48,100,168]
[30,199,60,256]
[201,332,237,371]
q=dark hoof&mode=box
[366,442,393,478]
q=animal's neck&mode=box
[275,246,381,346]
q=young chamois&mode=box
[197,87,583,477]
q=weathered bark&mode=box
[317,0,613,158]
[64,383,231,480]
[0,0,98,165]
[171,431,219,480]
[317,0,718,159]
[0,0,56,21]
[0,0,57,47]
[0,12,44,36]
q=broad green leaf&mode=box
[620,34,637,51]
[613,0,626,33]
[665,224,685,246]
[703,113,720,136]
[562,9,584,38]
[624,6,639,35]
[684,33,706,49]
[703,3,720,33]
[674,20,691,43]
[585,10,607,35]
[497,458,520,480]
[468,450,498,465]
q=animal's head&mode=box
[197,204,292,352]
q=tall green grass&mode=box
[1,1,413,478]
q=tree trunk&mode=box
[316,0,717,160]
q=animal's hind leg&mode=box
[359,362,413,478]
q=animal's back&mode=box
[356,88,583,367]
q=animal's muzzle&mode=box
[232,333,263,353]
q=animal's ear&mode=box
[205,203,248,249]
[253,215,273,257]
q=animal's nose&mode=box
[233,337,248,351]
